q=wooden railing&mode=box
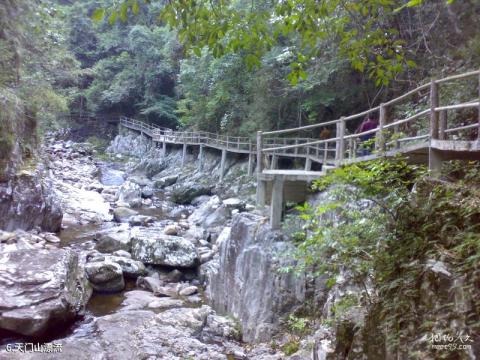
[258,69,480,171]
[120,69,480,177]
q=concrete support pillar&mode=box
[198,145,204,171]
[304,156,312,171]
[162,134,166,157]
[270,176,284,230]
[429,148,443,177]
[220,149,227,181]
[247,152,254,176]
[182,143,187,166]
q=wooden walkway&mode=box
[120,69,480,228]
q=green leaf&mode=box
[120,3,128,22]
[108,11,118,25]
[132,1,140,15]
[91,8,105,22]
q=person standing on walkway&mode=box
[356,113,378,156]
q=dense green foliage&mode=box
[284,158,480,354]
[76,0,480,135]
[0,0,77,176]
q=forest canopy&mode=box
[2,0,479,137]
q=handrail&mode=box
[119,69,480,176]
[261,69,480,136]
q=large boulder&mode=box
[85,261,125,293]
[0,170,62,232]
[0,249,91,337]
[131,228,199,268]
[205,213,306,342]
[95,228,132,253]
[171,184,212,205]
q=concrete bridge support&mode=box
[198,145,204,171]
[220,149,227,181]
[182,143,187,166]
[162,137,166,157]
[247,153,254,176]
[270,176,284,229]
[429,148,444,176]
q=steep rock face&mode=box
[106,132,153,157]
[0,169,62,232]
[0,248,91,337]
[205,212,306,342]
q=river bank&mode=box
[0,130,290,359]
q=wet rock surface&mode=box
[0,248,91,337]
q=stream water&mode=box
[0,162,189,347]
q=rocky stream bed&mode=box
[0,132,293,360]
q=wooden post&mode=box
[439,110,447,140]
[376,103,386,152]
[256,131,263,175]
[198,144,204,171]
[430,80,439,140]
[220,149,227,181]
[335,117,345,163]
[182,143,187,166]
[270,176,284,230]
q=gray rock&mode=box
[164,224,179,235]
[128,215,155,227]
[0,249,91,337]
[0,170,63,232]
[19,307,237,360]
[96,229,132,252]
[115,181,142,207]
[153,175,178,189]
[171,184,212,205]
[131,228,199,268]
[136,276,164,293]
[164,269,183,283]
[179,286,198,296]
[109,256,146,278]
[113,207,138,223]
[85,261,125,293]
[112,249,131,258]
[141,187,154,199]
[205,213,306,342]
[121,290,183,311]
[222,198,246,211]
